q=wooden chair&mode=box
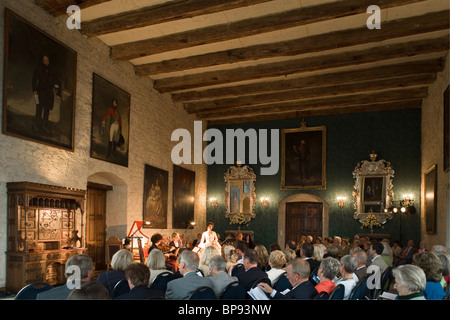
[106,236,122,269]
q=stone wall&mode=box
[0,0,207,288]
[421,53,450,249]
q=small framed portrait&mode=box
[2,9,77,150]
[90,73,130,167]
[281,124,326,189]
[143,164,168,229]
[172,165,195,229]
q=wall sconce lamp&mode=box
[336,196,347,208]
[209,197,218,207]
[260,197,269,207]
[189,221,196,229]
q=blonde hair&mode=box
[110,249,133,271]
[269,250,286,269]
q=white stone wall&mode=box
[0,0,207,288]
[421,52,450,249]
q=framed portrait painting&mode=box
[172,165,195,229]
[281,124,326,189]
[90,73,130,167]
[2,9,76,150]
[424,165,437,234]
[143,164,168,229]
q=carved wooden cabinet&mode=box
[6,182,86,293]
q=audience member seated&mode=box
[339,238,351,257]
[209,255,238,298]
[37,254,94,300]
[300,242,319,273]
[198,245,221,277]
[236,249,268,291]
[313,244,325,264]
[114,263,163,300]
[392,264,426,300]
[165,250,213,300]
[254,244,270,271]
[352,249,368,282]
[258,258,318,299]
[228,242,248,276]
[327,246,339,259]
[270,243,282,252]
[283,248,297,263]
[417,241,428,253]
[67,280,109,300]
[266,250,287,286]
[435,251,450,290]
[243,233,255,249]
[381,239,393,267]
[413,252,446,300]
[391,240,403,266]
[397,240,415,266]
[315,257,340,295]
[223,245,238,274]
[335,255,357,300]
[146,248,173,284]
[369,242,388,275]
[97,249,133,296]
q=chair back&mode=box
[112,278,130,298]
[219,281,246,300]
[189,286,216,300]
[329,284,345,300]
[314,291,329,300]
[150,271,174,292]
[349,277,370,300]
[251,277,271,289]
[231,263,245,277]
[273,273,292,293]
[15,282,53,300]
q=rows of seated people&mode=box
[20,233,450,300]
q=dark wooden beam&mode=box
[35,0,110,16]
[206,99,423,125]
[134,9,449,72]
[80,0,272,37]
[197,87,429,120]
[153,35,449,93]
[112,0,428,60]
[185,74,436,113]
[172,59,442,102]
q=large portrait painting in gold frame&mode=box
[281,124,326,189]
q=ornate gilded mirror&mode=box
[224,163,256,225]
[352,152,394,225]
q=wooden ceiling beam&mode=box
[197,87,429,120]
[206,99,423,125]
[153,35,449,93]
[35,0,110,16]
[112,0,429,60]
[172,59,442,102]
[135,9,449,73]
[185,73,436,113]
[80,0,272,37]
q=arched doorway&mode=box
[277,193,329,247]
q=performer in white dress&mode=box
[198,222,221,253]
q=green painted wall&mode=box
[206,109,421,249]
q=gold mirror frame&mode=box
[352,152,394,224]
[224,163,256,224]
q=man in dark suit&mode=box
[258,258,318,299]
[114,263,163,300]
[236,249,268,291]
[300,242,319,274]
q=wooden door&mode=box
[86,187,107,270]
[286,202,322,244]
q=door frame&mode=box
[278,193,329,247]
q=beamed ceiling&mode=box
[36,0,449,125]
